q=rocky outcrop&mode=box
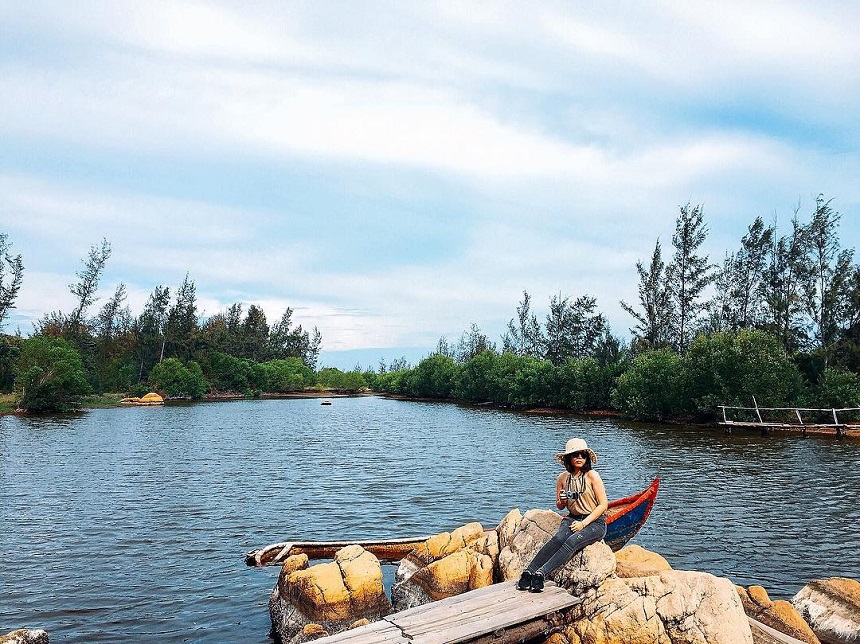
[0,631,48,644]
[792,577,860,644]
[271,511,758,644]
[737,585,820,644]
[615,543,673,578]
[495,512,752,643]
[547,571,753,644]
[269,545,390,642]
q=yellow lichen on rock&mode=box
[289,561,352,621]
[278,554,309,598]
[410,548,493,600]
[413,522,485,564]
[335,545,385,613]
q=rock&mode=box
[269,545,391,642]
[737,585,820,644]
[391,521,495,611]
[497,508,563,581]
[497,508,522,552]
[0,631,48,644]
[277,554,309,598]
[392,547,493,610]
[552,540,616,595]
[562,570,753,643]
[792,577,860,644]
[615,544,673,578]
[286,623,328,643]
[407,522,485,566]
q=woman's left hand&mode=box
[570,521,584,532]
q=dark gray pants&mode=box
[527,515,607,576]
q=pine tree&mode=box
[666,204,712,351]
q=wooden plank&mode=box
[390,582,570,630]
[396,589,574,636]
[391,583,580,643]
[309,619,409,644]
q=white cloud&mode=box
[1,1,858,353]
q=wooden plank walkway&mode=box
[314,581,580,644]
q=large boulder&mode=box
[551,570,754,644]
[392,547,493,610]
[0,631,48,644]
[406,522,486,565]
[792,577,860,644]
[737,585,820,644]
[269,545,391,642]
[497,508,564,581]
[391,522,495,611]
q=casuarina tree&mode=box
[666,203,712,351]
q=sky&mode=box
[1,1,858,370]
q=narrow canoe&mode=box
[245,477,659,567]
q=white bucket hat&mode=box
[555,437,598,464]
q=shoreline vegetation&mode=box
[3,199,860,421]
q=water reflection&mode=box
[1,397,858,643]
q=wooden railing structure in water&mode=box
[718,403,860,437]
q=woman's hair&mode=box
[564,453,593,474]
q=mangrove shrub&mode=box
[612,349,681,421]
[15,336,92,412]
[149,358,207,398]
[682,330,803,419]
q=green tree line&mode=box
[367,195,860,420]
[0,237,323,411]
[3,194,860,419]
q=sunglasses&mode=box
[568,451,588,459]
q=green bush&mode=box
[15,336,92,412]
[454,350,498,402]
[315,367,368,392]
[203,352,253,392]
[682,330,803,419]
[510,356,556,407]
[612,348,682,421]
[408,354,458,398]
[811,367,860,408]
[148,358,207,398]
[258,358,313,393]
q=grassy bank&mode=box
[0,393,16,414]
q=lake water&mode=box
[1,396,858,642]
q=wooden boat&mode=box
[245,477,659,567]
[604,476,659,551]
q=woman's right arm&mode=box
[555,472,568,510]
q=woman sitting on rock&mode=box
[518,438,609,592]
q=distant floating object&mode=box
[120,392,165,406]
[320,400,332,406]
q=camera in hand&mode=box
[560,490,581,501]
